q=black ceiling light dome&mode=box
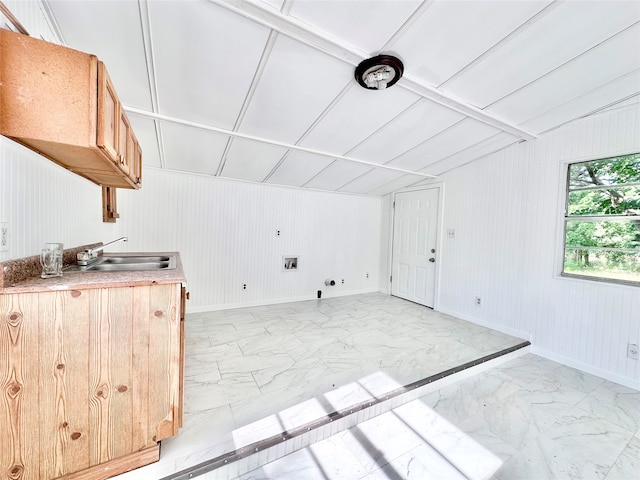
[354,54,404,90]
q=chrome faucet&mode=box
[77,236,127,265]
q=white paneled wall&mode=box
[116,169,381,310]
[1,0,60,42]
[0,138,117,262]
[384,102,639,388]
[378,194,393,294]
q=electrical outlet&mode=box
[628,343,639,360]
[447,229,456,239]
[475,296,482,306]
[341,279,344,284]
[366,272,369,279]
[0,222,8,252]
[276,230,280,237]
[243,283,247,290]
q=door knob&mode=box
[429,258,435,263]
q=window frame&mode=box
[560,152,640,287]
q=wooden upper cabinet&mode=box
[0,29,142,189]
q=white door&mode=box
[391,188,439,308]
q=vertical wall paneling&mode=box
[1,0,60,42]
[116,170,381,310]
[378,194,392,293]
[0,138,117,262]
[384,103,640,388]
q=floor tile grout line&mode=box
[160,341,531,480]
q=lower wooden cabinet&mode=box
[0,283,184,479]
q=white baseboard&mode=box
[436,306,532,341]
[434,307,639,391]
[187,287,380,313]
[531,346,640,391]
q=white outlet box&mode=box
[628,343,639,360]
[475,296,482,306]
[0,222,8,252]
[447,229,456,239]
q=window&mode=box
[563,153,640,285]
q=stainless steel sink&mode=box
[64,254,177,272]
[101,256,172,264]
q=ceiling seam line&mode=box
[39,1,64,43]
[280,0,294,16]
[378,117,469,169]
[256,6,291,184]
[300,159,338,188]
[515,68,640,130]
[262,150,293,184]
[378,0,438,51]
[138,0,166,169]
[208,0,535,141]
[336,167,376,193]
[262,81,354,183]
[437,0,565,88]
[123,106,437,179]
[398,77,536,140]
[417,136,522,180]
[216,29,279,177]
[344,131,511,194]
[338,118,467,191]
[206,0,366,64]
[482,21,640,110]
[142,166,376,199]
[416,132,516,174]
[536,92,640,137]
[300,98,426,188]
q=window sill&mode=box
[559,272,639,288]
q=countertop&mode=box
[0,252,186,293]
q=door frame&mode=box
[387,183,445,310]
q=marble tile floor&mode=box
[113,293,528,480]
[233,353,640,480]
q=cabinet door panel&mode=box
[38,290,92,477]
[0,294,41,479]
[131,286,152,451]
[97,62,120,163]
[129,132,142,187]
[148,284,180,441]
[118,111,131,175]
[105,287,134,460]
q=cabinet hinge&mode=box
[393,201,395,209]
[390,275,392,283]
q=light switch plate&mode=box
[0,222,8,252]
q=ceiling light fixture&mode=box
[354,54,404,90]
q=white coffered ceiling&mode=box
[44,0,640,196]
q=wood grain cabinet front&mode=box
[0,29,142,189]
[0,283,184,479]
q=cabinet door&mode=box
[117,110,131,175]
[97,62,120,163]
[129,131,142,187]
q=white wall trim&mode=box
[531,345,640,391]
[437,306,532,343]
[187,287,380,313]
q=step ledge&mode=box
[162,341,531,480]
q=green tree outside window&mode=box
[563,153,640,284]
